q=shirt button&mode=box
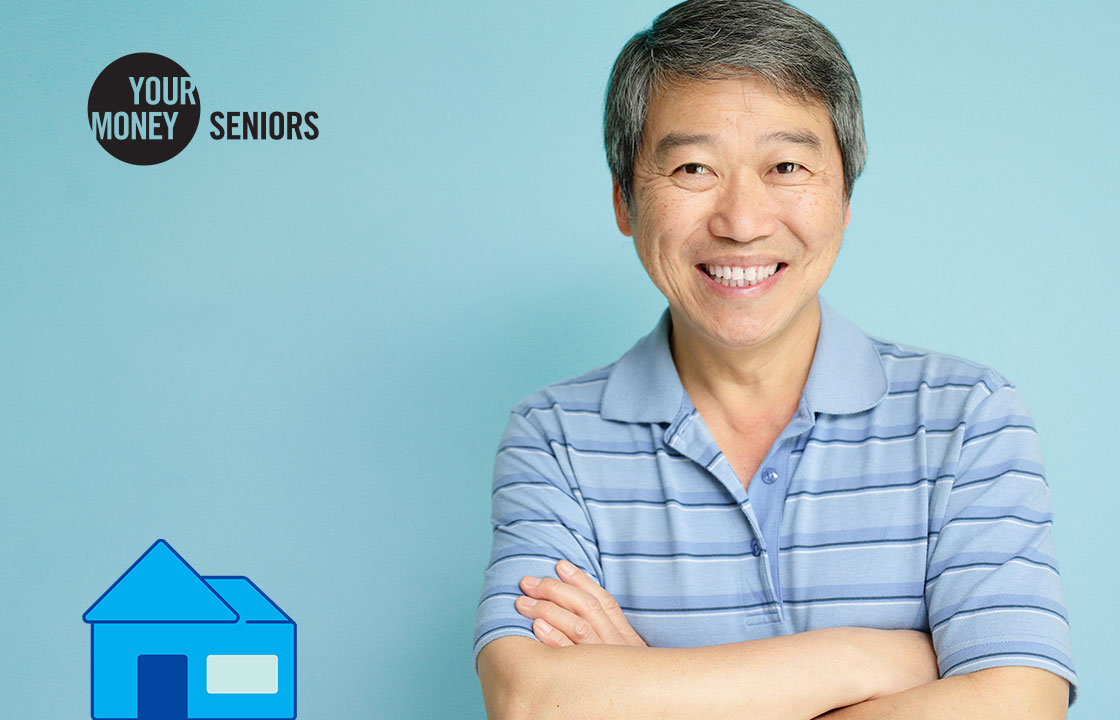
[762,467,779,484]
[751,539,761,557]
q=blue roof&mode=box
[204,577,292,623]
[83,540,290,625]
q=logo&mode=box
[89,53,320,164]
[88,53,201,165]
[83,540,297,719]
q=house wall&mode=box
[91,622,294,719]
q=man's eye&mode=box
[679,163,712,175]
[774,162,803,174]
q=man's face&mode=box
[615,75,850,353]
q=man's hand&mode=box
[515,559,647,648]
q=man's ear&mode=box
[843,201,851,230]
[612,180,632,237]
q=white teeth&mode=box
[704,263,780,287]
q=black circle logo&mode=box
[88,53,201,165]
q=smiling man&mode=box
[473,1,1077,718]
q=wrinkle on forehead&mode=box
[644,76,834,157]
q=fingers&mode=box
[515,561,647,648]
[553,560,646,647]
[531,617,574,648]
[515,595,591,647]
[516,575,625,645]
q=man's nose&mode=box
[706,173,780,243]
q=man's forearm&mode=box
[814,667,1069,720]
[480,628,934,720]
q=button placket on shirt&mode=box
[743,453,787,622]
[743,405,814,626]
[666,410,782,626]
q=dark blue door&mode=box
[137,654,187,720]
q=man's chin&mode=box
[689,319,780,353]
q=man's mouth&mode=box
[699,262,785,288]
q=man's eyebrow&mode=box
[756,129,823,152]
[652,129,823,162]
[653,132,718,162]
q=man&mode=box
[473,1,1076,717]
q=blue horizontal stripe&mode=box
[620,602,776,614]
[888,375,1001,395]
[928,592,1069,626]
[581,496,739,508]
[963,415,1034,441]
[952,459,1047,490]
[931,602,1068,632]
[962,424,1037,447]
[501,435,659,456]
[875,348,925,359]
[478,583,526,600]
[942,644,1075,677]
[784,582,925,601]
[485,545,569,570]
[473,623,533,649]
[804,423,964,447]
[787,475,949,499]
[603,550,761,559]
[953,504,1053,522]
[599,540,755,555]
[782,524,928,547]
[578,485,732,504]
[615,591,776,611]
[782,535,926,551]
[926,554,1060,584]
[492,479,570,498]
[516,400,602,416]
[786,467,950,496]
[885,380,980,395]
[809,420,964,442]
[549,370,611,387]
[946,650,1076,676]
[942,512,1052,528]
[493,517,596,546]
[783,594,924,606]
[926,549,1058,578]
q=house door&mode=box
[137,654,188,720]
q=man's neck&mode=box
[668,298,821,427]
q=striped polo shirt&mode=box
[473,296,1077,704]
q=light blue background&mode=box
[2,1,1116,717]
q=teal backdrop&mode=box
[2,1,1117,717]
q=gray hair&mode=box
[604,0,866,211]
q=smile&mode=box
[700,262,782,288]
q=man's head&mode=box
[604,0,862,353]
[604,0,865,215]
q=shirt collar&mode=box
[600,296,888,423]
[803,297,889,416]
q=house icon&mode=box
[83,540,296,720]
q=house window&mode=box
[205,654,279,694]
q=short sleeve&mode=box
[925,382,1078,705]
[472,407,603,668]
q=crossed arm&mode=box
[477,560,1069,720]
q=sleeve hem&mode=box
[472,627,537,675]
[939,644,1078,708]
